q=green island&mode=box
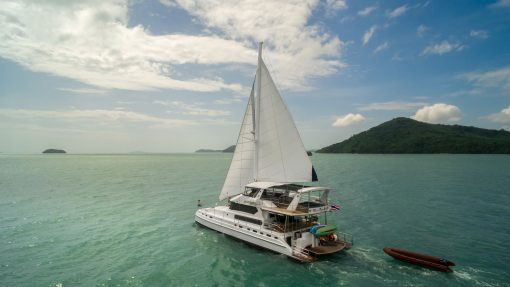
[42,149,66,154]
[317,117,510,154]
[195,145,235,153]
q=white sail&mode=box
[219,83,256,200]
[219,43,313,200]
[255,60,313,182]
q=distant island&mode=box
[42,149,66,154]
[222,145,236,152]
[196,145,235,153]
[196,145,313,155]
[317,117,510,154]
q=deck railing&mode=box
[336,231,354,247]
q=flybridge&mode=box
[242,182,330,215]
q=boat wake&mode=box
[453,267,500,287]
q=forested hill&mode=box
[317,117,510,154]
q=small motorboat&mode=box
[383,247,455,272]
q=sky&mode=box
[1,0,509,153]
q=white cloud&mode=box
[154,100,230,117]
[165,0,345,90]
[159,0,178,8]
[447,89,483,97]
[0,108,194,127]
[359,101,428,111]
[326,0,348,10]
[490,0,510,8]
[411,103,461,123]
[362,26,377,46]
[386,5,408,18]
[487,106,510,123]
[0,0,344,92]
[421,41,465,55]
[417,25,428,37]
[0,1,250,92]
[470,30,489,39]
[391,53,403,61]
[460,66,510,92]
[215,98,242,105]
[373,42,389,53]
[358,5,377,16]
[59,88,108,94]
[418,1,431,8]
[332,113,366,127]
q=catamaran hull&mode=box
[195,209,294,258]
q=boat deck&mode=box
[307,241,350,255]
[268,220,316,232]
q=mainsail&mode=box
[219,43,314,200]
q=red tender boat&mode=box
[383,247,455,273]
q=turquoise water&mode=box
[1,154,509,286]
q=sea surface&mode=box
[1,153,509,287]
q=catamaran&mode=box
[195,43,352,262]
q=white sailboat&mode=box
[195,43,352,262]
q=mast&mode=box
[254,42,263,181]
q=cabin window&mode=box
[243,188,260,197]
[234,214,262,225]
[229,202,258,214]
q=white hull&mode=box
[195,207,295,258]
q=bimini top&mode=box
[245,182,328,193]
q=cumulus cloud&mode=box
[0,0,344,92]
[373,42,389,53]
[359,101,428,111]
[363,26,377,46]
[411,103,461,123]
[161,0,345,90]
[386,5,408,18]
[421,41,465,55]
[487,106,510,123]
[358,5,377,16]
[0,1,250,92]
[470,30,489,39]
[332,113,366,127]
